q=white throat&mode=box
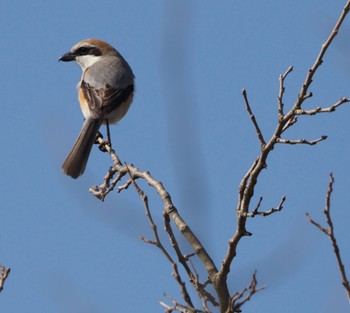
[75,55,100,70]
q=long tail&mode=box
[62,118,102,179]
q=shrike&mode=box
[59,39,134,179]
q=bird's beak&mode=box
[59,51,76,62]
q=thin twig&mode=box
[0,265,10,292]
[187,257,218,311]
[281,115,298,133]
[276,136,327,145]
[229,271,266,313]
[245,196,286,217]
[163,214,195,280]
[117,178,133,192]
[242,89,266,147]
[294,98,350,115]
[296,3,350,109]
[159,294,206,313]
[251,197,263,215]
[278,66,294,117]
[306,173,350,302]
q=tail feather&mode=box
[62,118,102,179]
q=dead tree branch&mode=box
[278,66,293,117]
[228,272,265,313]
[91,137,229,311]
[88,2,350,312]
[306,173,350,302]
[126,164,195,309]
[294,97,350,115]
[0,265,10,292]
[245,196,286,218]
[163,213,218,309]
[297,0,350,109]
[242,89,266,147]
[159,294,207,313]
[217,0,350,298]
[276,136,328,145]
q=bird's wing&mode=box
[80,80,134,118]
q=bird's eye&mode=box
[77,46,90,55]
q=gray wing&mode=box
[84,55,134,89]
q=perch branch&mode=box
[89,3,350,312]
[91,136,230,312]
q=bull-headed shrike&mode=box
[59,39,134,179]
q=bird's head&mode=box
[59,38,119,70]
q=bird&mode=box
[59,39,134,179]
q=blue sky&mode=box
[1,0,350,312]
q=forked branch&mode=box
[90,1,350,312]
[306,173,350,302]
[229,272,265,313]
[91,137,229,312]
[217,0,350,297]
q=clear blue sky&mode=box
[1,1,350,312]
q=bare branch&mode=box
[237,157,260,208]
[163,214,195,280]
[91,136,233,308]
[159,294,206,313]
[229,272,266,313]
[88,5,350,312]
[251,197,263,215]
[276,135,327,145]
[281,115,298,132]
[295,3,350,109]
[294,98,350,115]
[125,165,195,308]
[117,178,133,192]
[91,136,231,311]
[187,257,218,310]
[306,173,350,302]
[163,214,218,309]
[217,1,350,299]
[245,196,286,218]
[0,265,10,292]
[242,89,266,147]
[139,235,158,245]
[305,213,329,235]
[278,66,294,117]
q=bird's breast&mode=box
[78,85,91,119]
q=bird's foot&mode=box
[95,132,111,152]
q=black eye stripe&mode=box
[77,47,89,55]
[75,46,102,56]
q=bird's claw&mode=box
[95,132,111,152]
